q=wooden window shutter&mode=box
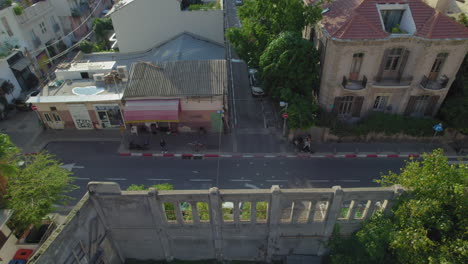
[376,49,391,82]
[398,49,410,81]
[404,96,418,116]
[351,96,364,117]
[333,97,342,113]
[424,96,440,116]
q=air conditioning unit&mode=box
[116,65,128,79]
[93,73,105,82]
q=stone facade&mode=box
[29,182,404,263]
[304,0,468,120]
[312,30,468,119]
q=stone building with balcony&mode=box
[305,0,468,119]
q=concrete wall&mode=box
[318,35,468,117]
[110,0,224,53]
[30,182,404,263]
[0,59,23,103]
[28,192,123,264]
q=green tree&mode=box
[328,149,468,264]
[0,134,19,205]
[79,40,94,53]
[259,32,320,129]
[7,152,77,233]
[93,18,114,41]
[126,183,173,191]
[226,0,323,68]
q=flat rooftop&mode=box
[55,61,116,73]
[27,79,125,104]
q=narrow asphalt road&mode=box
[45,142,407,202]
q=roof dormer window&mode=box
[381,10,405,32]
[377,4,416,35]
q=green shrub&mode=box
[13,5,22,15]
[188,2,215,11]
[79,40,93,53]
[439,97,468,134]
[331,112,438,138]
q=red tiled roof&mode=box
[309,0,468,40]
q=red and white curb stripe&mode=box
[119,153,423,158]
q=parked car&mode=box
[235,0,243,6]
[248,69,265,97]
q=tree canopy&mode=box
[328,149,468,264]
[6,152,77,233]
[227,0,323,68]
[259,31,320,129]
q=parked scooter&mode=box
[129,140,149,150]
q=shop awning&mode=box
[10,57,30,71]
[123,99,180,123]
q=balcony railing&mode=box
[342,76,367,90]
[420,75,449,90]
[32,37,41,48]
[372,76,413,88]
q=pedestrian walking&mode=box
[303,136,311,152]
[160,138,167,153]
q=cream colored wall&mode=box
[34,100,123,112]
[318,35,468,116]
[110,0,224,53]
[180,97,223,111]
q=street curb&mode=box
[117,153,433,159]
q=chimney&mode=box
[435,0,451,13]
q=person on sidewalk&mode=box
[160,138,167,153]
[303,136,311,152]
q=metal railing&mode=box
[342,75,367,90]
[420,75,449,90]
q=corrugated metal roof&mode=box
[123,60,226,99]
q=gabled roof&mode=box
[124,60,226,99]
[307,0,468,40]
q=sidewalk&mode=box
[22,129,122,154]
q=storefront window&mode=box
[94,105,123,128]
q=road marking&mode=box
[147,179,172,181]
[243,155,254,158]
[308,180,330,183]
[192,170,199,174]
[221,154,233,157]
[190,179,212,182]
[230,179,252,182]
[75,177,91,180]
[335,180,361,183]
[266,180,288,182]
[60,163,85,172]
[106,178,127,181]
[131,153,142,156]
[245,183,259,189]
[264,155,276,158]
[231,59,243,63]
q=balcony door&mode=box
[377,48,410,81]
[349,53,364,81]
[428,53,448,81]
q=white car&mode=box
[235,0,243,6]
[248,69,265,97]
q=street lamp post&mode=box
[280,101,288,137]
